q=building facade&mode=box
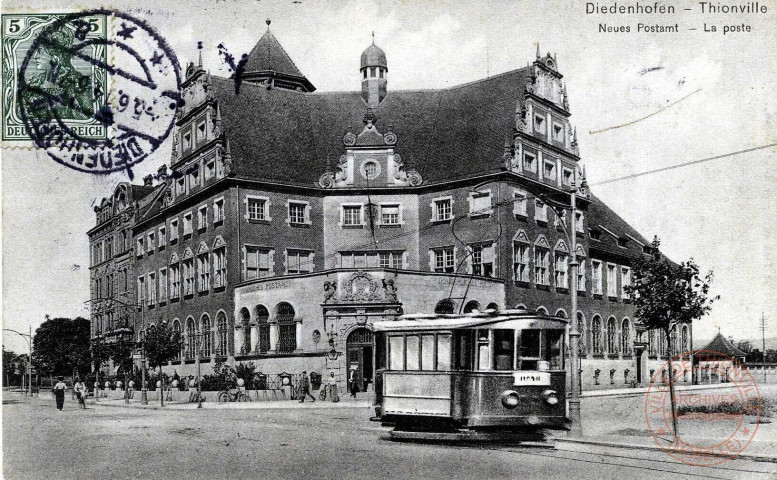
[88,26,692,392]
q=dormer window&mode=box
[361,160,379,180]
[534,115,546,134]
[617,237,629,248]
[524,152,537,173]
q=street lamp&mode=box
[3,327,33,397]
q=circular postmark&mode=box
[645,349,762,466]
[17,9,182,175]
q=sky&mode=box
[2,0,776,354]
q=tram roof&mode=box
[374,310,568,332]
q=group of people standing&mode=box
[297,366,362,403]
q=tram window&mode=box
[456,331,474,370]
[421,335,435,371]
[406,336,420,370]
[493,329,515,371]
[389,336,405,370]
[546,330,564,370]
[437,334,452,371]
[518,330,542,371]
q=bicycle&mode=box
[217,387,251,403]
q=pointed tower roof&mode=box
[241,19,316,92]
[699,332,748,359]
[361,33,387,69]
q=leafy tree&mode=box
[625,238,718,436]
[143,321,182,372]
[736,340,754,354]
[765,349,777,363]
[3,347,18,386]
[32,317,92,376]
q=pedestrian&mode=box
[298,371,315,403]
[53,376,67,411]
[187,375,197,402]
[349,366,359,398]
[74,377,87,409]
[327,371,339,402]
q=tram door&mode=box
[346,328,373,392]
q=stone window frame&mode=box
[286,199,311,226]
[244,195,271,222]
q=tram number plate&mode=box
[513,372,550,386]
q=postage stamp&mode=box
[4,9,182,176]
[1,13,108,142]
[645,350,762,467]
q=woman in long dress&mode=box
[53,376,67,411]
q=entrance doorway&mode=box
[346,328,373,392]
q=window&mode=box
[575,212,584,233]
[562,168,573,186]
[421,335,435,371]
[406,336,420,370]
[493,329,515,371]
[534,247,550,285]
[513,242,530,282]
[183,259,195,296]
[276,303,296,353]
[592,260,603,295]
[158,226,166,249]
[379,251,402,268]
[256,306,270,353]
[681,326,689,353]
[553,123,564,141]
[477,329,490,370]
[196,121,206,145]
[213,247,227,288]
[137,275,145,304]
[524,152,536,172]
[362,161,379,180]
[607,317,618,354]
[607,264,617,297]
[380,205,400,225]
[554,251,568,288]
[148,272,156,304]
[543,161,556,180]
[621,267,631,299]
[186,318,196,359]
[169,263,180,299]
[182,130,192,152]
[245,246,272,280]
[621,319,631,355]
[343,205,362,226]
[216,313,228,356]
[389,336,404,370]
[513,189,528,216]
[469,191,492,216]
[198,205,207,231]
[534,199,547,223]
[591,316,602,354]
[147,232,155,253]
[554,210,567,229]
[433,198,452,221]
[470,243,494,277]
[176,177,185,196]
[286,250,312,274]
[197,252,210,292]
[106,238,113,259]
[247,197,267,221]
[159,268,167,301]
[340,251,402,269]
[204,159,215,181]
[183,212,193,236]
[288,202,307,225]
[433,247,455,273]
[577,257,586,292]
[534,114,546,134]
[213,198,224,224]
[201,315,211,357]
[169,219,179,243]
[435,299,456,314]
[188,165,200,189]
[136,237,144,257]
[370,67,377,77]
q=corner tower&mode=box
[360,33,387,106]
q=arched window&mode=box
[591,316,602,354]
[681,325,689,353]
[216,312,228,356]
[658,331,667,357]
[276,302,296,353]
[555,309,568,319]
[435,299,455,314]
[536,306,549,315]
[171,319,181,359]
[256,305,270,353]
[621,319,631,355]
[240,308,251,354]
[463,301,480,314]
[578,312,586,354]
[186,317,196,359]
[648,330,656,356]
[607,317,617,354]
[670,327,678,356]
[486,302,499,311]
[201,314,211,357]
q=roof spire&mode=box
[372,31,375,45]
[536,42,540,59]
[197,41,203,67]
[266,18,271,30]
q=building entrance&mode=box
[346,328,373,392]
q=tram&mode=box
[373,310,568,434]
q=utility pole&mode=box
[761,313,767,383]
[568,181,582,438]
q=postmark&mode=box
[645,349,762,466]
[10,9,182,175]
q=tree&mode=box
[3,347,19,386]
[143,321,182,372]
[32,317,92,376]
[736,340,754,354]
[765,349,777,363]
[625,238,718,436]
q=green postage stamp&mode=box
[1,13,108,142]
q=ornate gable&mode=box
[513,229,530,243]
[213,235,226,249]
[196,242,209,255]
[535,235,550,249]
[182,247,194,260]
[555,239,569,252]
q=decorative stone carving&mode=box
[392,153,423,186]
[515,103,530,134]
[382,279,398,302]
[383,125,397,145]
[343,131,357,146]
[323,280,337,303]
[340,272,382,302]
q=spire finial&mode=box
[536,42,540,59]
[372,31,375,44]
[266,18,271,29]
[197,41,203,67]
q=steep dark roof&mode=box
[586,192,650,260]
[700,333,748,358]
[244,30,304,78]
[212,67,533,186]
[361,43,387,69]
